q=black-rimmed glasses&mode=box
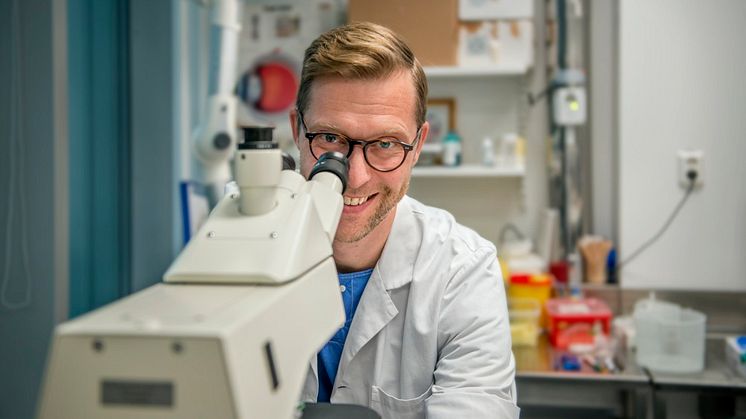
[298,110,421,172]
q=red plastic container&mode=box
[545,297,612,347]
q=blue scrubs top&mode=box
[316,268,373,402]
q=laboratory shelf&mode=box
[411,164,524,178]
[424,64,529,78]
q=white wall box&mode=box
[459,0,534,20]
[457,20,533,70]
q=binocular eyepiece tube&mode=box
[235,127,281,216]
[309,151,349,195]
[234,128,349,216]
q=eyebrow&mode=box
[307,121,410,140]
[307,120,342,132]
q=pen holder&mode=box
[578,236,612,284]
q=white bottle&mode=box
[481,136,495,167]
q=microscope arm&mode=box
[193,0,243,196]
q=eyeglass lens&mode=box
[310,134,408,171]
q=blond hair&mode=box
[296,22,428,128]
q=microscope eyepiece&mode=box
[238,126,278,150]
[309,151,349,194]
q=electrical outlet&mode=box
[677,149,704,189]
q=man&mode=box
[289,22,519,418]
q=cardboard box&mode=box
[348,0,458,66]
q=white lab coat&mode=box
[300,196,519,419]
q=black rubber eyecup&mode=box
[309,151,349,194]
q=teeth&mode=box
[344,196,369,206]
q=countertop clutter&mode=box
[509,284,746,419]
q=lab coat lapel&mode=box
[300,357,318,402]
[335,197,420,384]
[336,268,398,383]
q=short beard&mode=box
[335,178,410,244]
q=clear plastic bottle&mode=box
[568,252,582,289]
[481,136,495,167]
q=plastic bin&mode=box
[545,297,612,347]
[634,296,707,373]
[508,298,541,347]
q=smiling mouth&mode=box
[344,194,376,206]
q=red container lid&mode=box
[545,297,612,319]
[510,273,552,286]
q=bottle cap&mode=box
[444,131,461,142]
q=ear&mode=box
[411,121,430,164]
[289,108,300,149]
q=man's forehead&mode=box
[306,72,417,116]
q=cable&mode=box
[498,223,526,246]
[2,0,33,311]
[557,0,568,70]
[527,83,554,107]
[615,172,697,274]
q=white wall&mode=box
[618,0,746,291]
[589,0,617,243]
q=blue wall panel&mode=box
[68,0,130,318]
[0,1,65,417]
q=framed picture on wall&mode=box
[425,98,456,144]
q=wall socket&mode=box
[677,149,704,189]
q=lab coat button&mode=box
[339,285,346,293]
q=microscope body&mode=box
[38,260,342,419]
[165,170,342,285]
[38,130,349,419]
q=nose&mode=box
[345,145,371,190]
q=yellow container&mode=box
[508,273,553,327]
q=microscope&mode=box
[37,127,372,419]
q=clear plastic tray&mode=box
[634,295,707,373]
[509,298,541,347]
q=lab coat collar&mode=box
[375,196,420,291]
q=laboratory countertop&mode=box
[514,333,648,385]
[514,333,746,391]
[647,336,746,390]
